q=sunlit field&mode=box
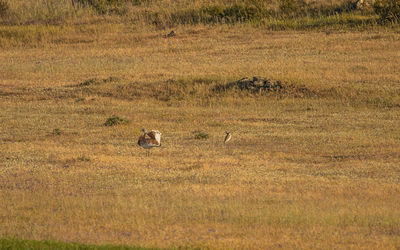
[1,0,400,248]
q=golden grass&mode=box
[0,23,400,249]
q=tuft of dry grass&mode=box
[0,23,400,249]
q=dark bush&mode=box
[52,128,63,135]
[374,0,400,23]
[104,116,129,126]
[194,131,209,140]
[78,77,119,87]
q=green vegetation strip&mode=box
[0,238,159,250]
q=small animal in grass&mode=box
[138,128,162,156]
[224,131,232,144]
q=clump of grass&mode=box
[77,155,90,162]
[194,131,209,140]
[52,128,62,135]
[78,76,119,87]
[104,115,129,126]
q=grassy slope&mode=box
[0,19,400,250]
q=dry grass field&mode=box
[1,7,400,249]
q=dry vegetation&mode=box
[1,0,400,249]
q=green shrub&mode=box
[78,77,119,86]
[374,0,400,23]
[104,116,129,126]
[194,131,209,140]
[52,128,63,135]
